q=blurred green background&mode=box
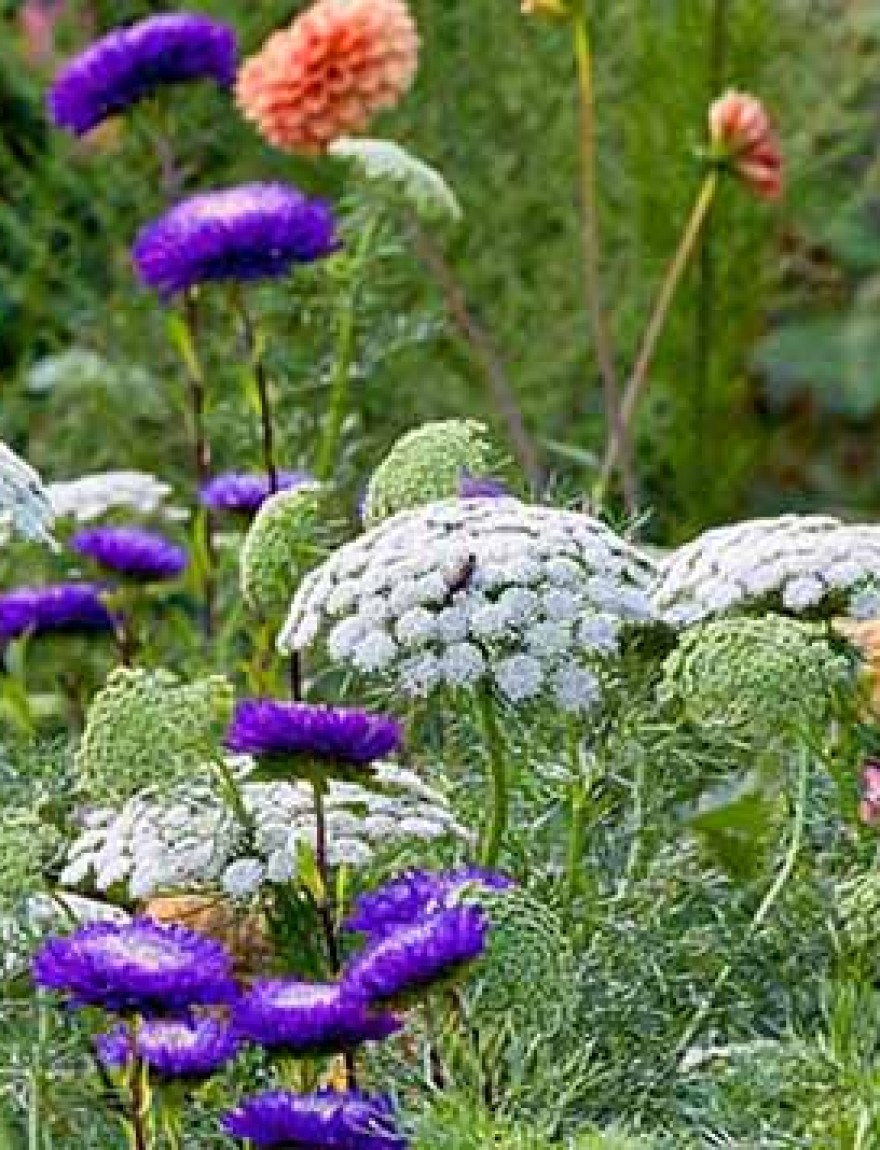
[2,0,880,542]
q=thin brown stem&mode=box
[409,221,543,491]
[596,170,719,501]
[234,291,278,494]
[181,294,216,638]
[573,13,636,514]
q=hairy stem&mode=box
[126,1053,150,1150]
[409,220,543,490]
[233,289,278,494]
[316,218,378,482]
[596,170,719,501]
[476,689,509,867]
[180,293,216,639]
[671,745,810,1066]
[572,11,635,514]
[691,0,730,518]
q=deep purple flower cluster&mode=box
[0,582,114,644]
[233,980,400,1055]
[32,920,237,1014]
[225,700,401,767]
[70,525,187,582]
[343,906,488,1007]
[200,470,313,516]
[344,868,513,938]
[48,13,237,136]
[223,1089,406,1150]
[132,184,339,298]
[97,1016,239,1080]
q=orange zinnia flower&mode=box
[708,90,784,202]
[236,0,419,156]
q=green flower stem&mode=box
[563,726,598,922]
[126,1036,152,1150]
[572,9,635,514]
[596,169,720,503]
[176,294,217,639]
[476,689,509,867]
[315,217,380,481]
[310,777,358,1089]
[671,744,811,1067]
[232,288,278,494]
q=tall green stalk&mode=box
[572,8,636,514]
[315,217,379,481]
[476,689,509,867]
[232,289,279,494]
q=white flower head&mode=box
[48,472,173,523]
[329,137,462,222]
[655,515,880,624]
[0,441,55,548]
[278,497,658,710]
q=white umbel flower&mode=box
[329,137,462,222]
[654,514,880,625]
[48,471,173,523]
[0,441,55,548]
[278,497,658,709]
[61,762,469,901]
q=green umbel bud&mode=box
[74,667,234,799]
[240,483,326,620]
[659,615,851,738]
[362,420,505,527]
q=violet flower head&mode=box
[0,582,114,644]
[32,919,238,1014]
[48,12,237,136]
[223,1089,406,1150]
[225,699,401,767]
[344,867,513,938]
[98,1017,238,1079]
[200,470,313,516]
[132,184,339,299]
[458,473,509,500]
[343,905,488,1006]
[233,979,400,1055]
[71,525,187,582]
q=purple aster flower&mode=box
[32,919,238,1014]
[97,1017,238,1080]
[233,980,400,1055]
[71,525,187,582]
[200,470,313,516]
[0,582,114,644]
[458,474,510,499]
[225,700,401,767]
[344,868,514,938]
[132,184,339,299]
[223,1089,406,1150]
[343,906,488,1006]
[48,13,237,136]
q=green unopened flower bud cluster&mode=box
[74,666,234,800]
[659,615,851,737]
[240,483,327,619]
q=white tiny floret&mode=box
[782,575,826,611]
[553,665,601,714]
[441,642,486,687]
[850,585,880,620]
[222,857,266,900]
[351,630,397,672]
[578,613,621,655]
[326,616,368,660]
[395,607,436,647]
[494,654,544,702]
[527,620,572,656]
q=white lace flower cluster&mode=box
[0,441,55,548]
[329,137,462,222]
[278,497,658,712]
[654,514,880,626]
[60,762,470,902]
[47,471,175,523]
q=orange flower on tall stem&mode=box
[236,0,419,155]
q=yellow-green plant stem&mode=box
[596,170,720,502]
[563,726,595,922]
[176,294,216,639]
[315,217,379,481]
[232,288,279,494]
[572,11,636,514]
[476,689,509,867]
[671,744,810,1067]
